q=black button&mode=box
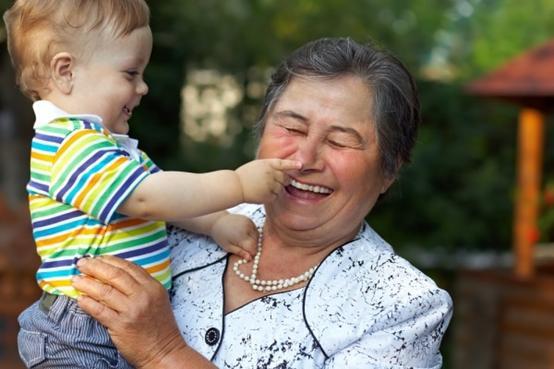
[205,327,220,346]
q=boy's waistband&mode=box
[39,291,60,313]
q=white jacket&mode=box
[168,204,452,369]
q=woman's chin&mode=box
[268,205,329,233]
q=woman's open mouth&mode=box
[286,178,333,199]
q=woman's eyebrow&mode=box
[328,125,365,142]
[274,110,308,122]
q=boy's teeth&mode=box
[290,179,332,194]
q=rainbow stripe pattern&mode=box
[28,117,170,298]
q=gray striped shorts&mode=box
[17,293,133,369]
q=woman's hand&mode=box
[72,256,196,368]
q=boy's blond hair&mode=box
[3,0,150,101]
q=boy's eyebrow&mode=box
[123,55,148,66]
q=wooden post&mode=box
[514,108,544,278]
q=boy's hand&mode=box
[235,159,302,204]
[211,213,258,261]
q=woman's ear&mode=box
[380,175,396,194]
[49,52,74,95]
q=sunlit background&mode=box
[1,0,554,368]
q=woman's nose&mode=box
[295,139,324,171]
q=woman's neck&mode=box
[261,217,361,262]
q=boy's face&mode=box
[69,26,153,134]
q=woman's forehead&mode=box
[272,75,375,127]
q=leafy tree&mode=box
[2,0,553,250]
[439,0,554,78]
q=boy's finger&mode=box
[239,238,257,256]
[273,159,302,171]
[269,171,291,189]
[273,172,289,187]
[228,246,252,261]
[239,250,253,262]
[248,227,259,239]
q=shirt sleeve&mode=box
[50,128,150,224]
[139,150,162,173]
[323,289,453,369]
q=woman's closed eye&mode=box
[285,126,306,134]
[327,133,365,149]
[277,121,307,135]
[328,139,348,148]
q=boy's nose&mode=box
[137,80,149,95]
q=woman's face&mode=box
[257,75,394,241]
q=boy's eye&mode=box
[125,71,139,77]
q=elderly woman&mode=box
[73,37,453,369]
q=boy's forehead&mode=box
[84,26,152,61]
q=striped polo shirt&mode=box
[28,101,171,298]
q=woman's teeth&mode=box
[290,179,332,194]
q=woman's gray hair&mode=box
[255,37,420,178]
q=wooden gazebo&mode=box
[453,39,554,369]
[467,39,554,278]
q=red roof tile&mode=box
[467,38,554,109]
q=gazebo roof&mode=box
[466,38,554,109]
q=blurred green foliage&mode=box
[447,0,554,77]
[372,82,519,251]
[1,0,554,251]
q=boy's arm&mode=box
[170,212,227,236]
[117,159,300,222]
[118,170,241,221]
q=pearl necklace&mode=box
[232,227,319,292]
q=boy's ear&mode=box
[50,52,74,94]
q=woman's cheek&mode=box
[259,133,299,159]
[332,150,377,186]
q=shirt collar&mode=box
[112,133,140,161]
[32,100,103,129]
[32,100,141,160]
